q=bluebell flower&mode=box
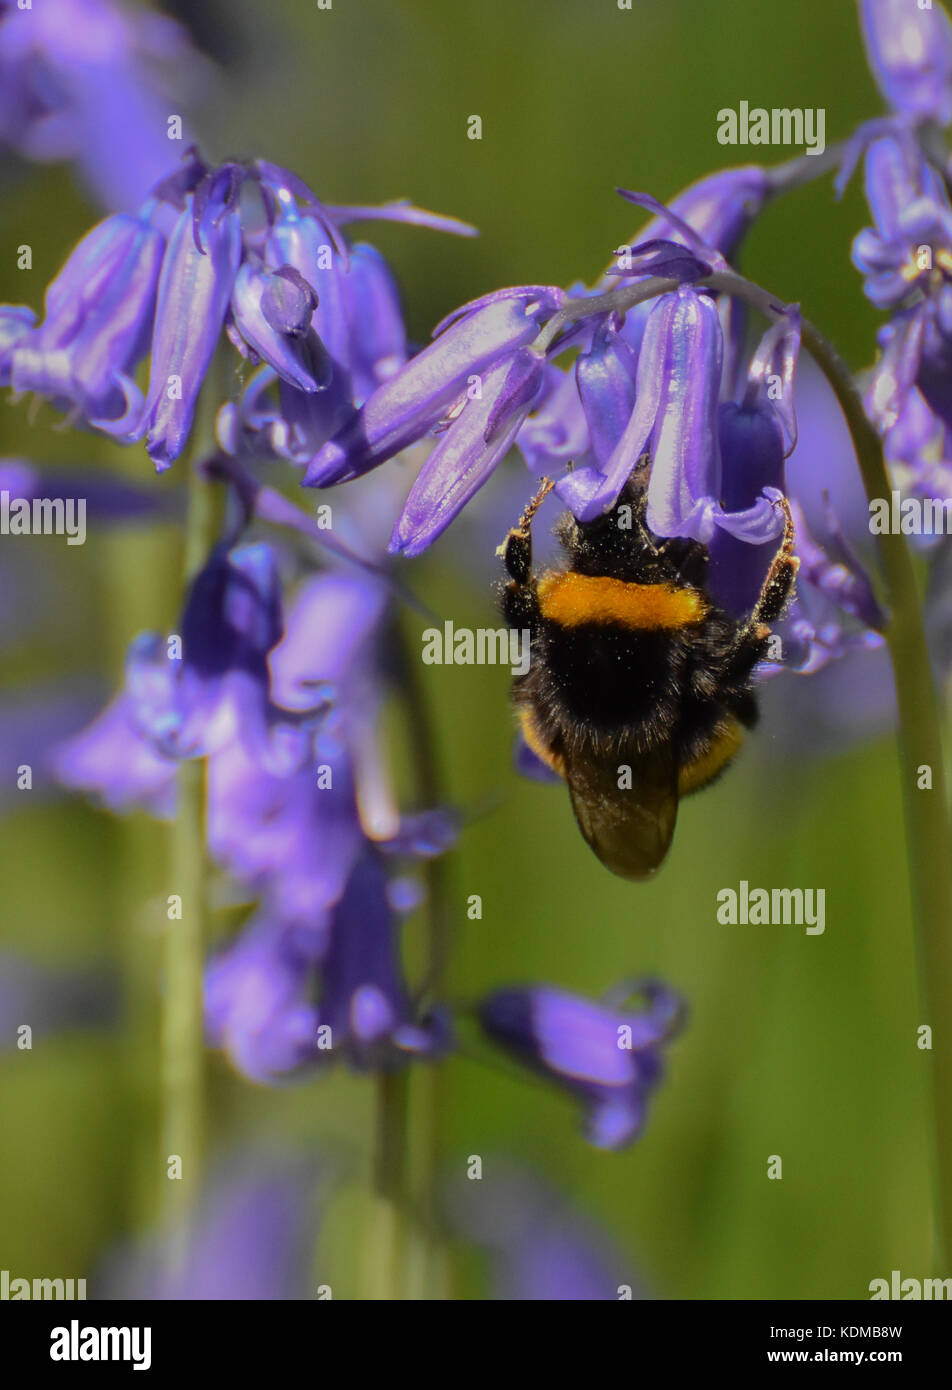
[853,131,952,470]
[52,538,297,817]
[315,850,451,1069]
[203,794,453,1081]
[478,980,684,1149]
[559,286,790,553]
[202,559,455,1082]
[305,286,562,491]
[390,347,547,555]
[205,854,450,1084]
[707,312,801,615]
[859,0,952,126]
[131,542,294,763]
[1,148,474,469]
[55,484,457,1085]
[254,165,470,419]
[341,242,409,403]
[50,685,179,818]
[228,261,326,394]
[214,168,470,467]
[132,178,243,470]
[882,386,952,531]
[203,910,328,1082]
[10,211,165,431]
[515,359,591,479]
[0,0,200,211]
[852,132,952,311]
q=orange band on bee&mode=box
[678,719,744,795]
[518,707,567,779]
[537,571,707,630]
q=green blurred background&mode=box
[0,0,938,1299]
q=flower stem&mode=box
[761,292,952,1270]
[536,261,952,1265]
[160,456,221,1278]
[366,1070,410,1300]
[762,140,846,195]
[396,623,453,1298]
[160,751,205,1274]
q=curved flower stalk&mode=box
[1,148,475,470]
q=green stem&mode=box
[676,267,952,1268]
[397,620,455,1292]
[773,299,952,1272]
[160,458,221,1277]
[160,753,205,1273]
[366,1070,410,1300]
[536,261,952,1265]
[363,621,453,1299]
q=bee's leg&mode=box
[749,493,799,626]
[721,495,798,679]
[497,475,555,585]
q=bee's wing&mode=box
[563,741,678,881]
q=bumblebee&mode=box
[498,462,798,880]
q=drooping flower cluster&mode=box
[297,176,884,687]
[53,486,455,1083]
[0,148,474,471]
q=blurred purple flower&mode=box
[0,305,36,384]
[478,980,684,1150]
[859,0,952,125]
[51,540,297,812]
[0,0,201,210]
[100,1154,321,1300]
[51,684,178,817]
[203,564,455,1083]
